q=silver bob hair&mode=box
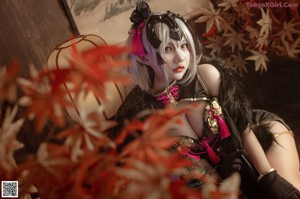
[127,14,202,92]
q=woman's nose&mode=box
[174,50,184,63]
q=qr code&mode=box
[1,181,18,198]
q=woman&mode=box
[112,2,300,198]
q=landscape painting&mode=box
[61,0,207,45]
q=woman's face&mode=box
[163,37,190,82]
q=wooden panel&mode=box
[0,0,73,75]
[0,0,73,155]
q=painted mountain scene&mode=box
[65,0,206,44]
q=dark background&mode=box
[0,0,299,156]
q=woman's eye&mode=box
[181,43,189,49]
[165,46,173,52]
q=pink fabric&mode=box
[199,137,220,165]
[215,114,231,139]
[131,22,146,57]
[157,85,179,105]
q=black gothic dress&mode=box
[110,62,298,198]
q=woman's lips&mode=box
[173,66,185,73]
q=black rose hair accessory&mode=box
[130,2,151,29]
[130,2,151,57]
[130,2,202,65]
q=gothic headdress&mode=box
[130,2,202,65]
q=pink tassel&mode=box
[205,144,220,165]
[216,115,231,139]
[200,138,220,165]
[131,22,146,57]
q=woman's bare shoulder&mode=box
[196,64,220,96]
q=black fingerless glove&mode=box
[217,150,258,179]
[258,169,300,199]
[217,150,262,198]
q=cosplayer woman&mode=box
[112,2,300,198]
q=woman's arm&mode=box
[266,121,300,190]
[243,125,300,198]
[242,127,273,175]
[203,62,300,197]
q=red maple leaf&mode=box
[67,44,131,100]
[0,60,20,106]
[18,65,75,132]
